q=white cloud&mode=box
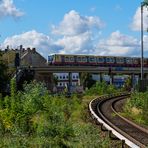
[2,30,143,57]
[95,31,140,56]
[144,35,148,52]
[50,10,105,55]
[130,6,148,31]
[2,30,56,57]
[0,0,24,18]
[2,9,146,57]
[55,32,94,54]
[52,10,105,36]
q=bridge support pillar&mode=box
[110,74,114,85]
[100,73,103,82]
[131,73,135,89]
[68,72,72,95]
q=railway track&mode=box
[89,93,148,148]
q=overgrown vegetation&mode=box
[0,80,114,147]
[85,81,122,96]
[0,51,9,96]
[123,91,148,126]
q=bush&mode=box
[85,81,121,96]
[0,80,110,147]
[123,91,148,126]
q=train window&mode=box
[77,57,81,61]
[63,76,65,79]
[82,57,86,61]
[117,58,124,62]
[65,57,69,61]
[48,55,53,62]
[89,57,95,62]
[111,58,115,62]
[120,59,123,62]
[97,58,104,62]
[126,58,132,63]
[70,57,74,61]
[106,58,110,62]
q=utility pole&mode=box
[141,0,148,80]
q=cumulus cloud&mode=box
[2,29,145,57]
[0,0,24,18]
[143,35,148,52]
[50,10,105,54]
[52,10,105,36]
[130,6,148,31]
[2,10,145,57]
[95,31,140,56]
[2,10,104,56]
[55,32,94,54]
[2,30,57,57]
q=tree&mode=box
[79,72,96,89]
[0,51,8,95]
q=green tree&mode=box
[80,72,96,89]
[0,51,8,95]
[124,76,132,91]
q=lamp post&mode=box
[141,0,148,80]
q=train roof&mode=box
[48,53,147,59]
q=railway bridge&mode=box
[27,65,148,91]
[6,46,148,91]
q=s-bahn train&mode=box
[47,54,148,67]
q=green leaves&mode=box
[123,91,148,126]
[85,81,120,96]
[0,81,111,147]
[0,52,8,95]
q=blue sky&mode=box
[0,0,148,58]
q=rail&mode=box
[89,92,148,148]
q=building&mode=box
[53,73,79,87]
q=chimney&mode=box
[27,47,31,52]
[22,48,25,52]
[32,48,36,53]
[20,45,23,50]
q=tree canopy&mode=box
[0,51,8,95]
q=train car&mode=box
[96,56,105,66]
[125,57,133,66]
[75,55,88,65]
[87,55,97,65]
[132,57,140,66]
[63,54,75,64]
[47,54,63,65]
[105,56,115,66]
[143,58,148,66]
[116,57,125,65]
[47,54,148,67]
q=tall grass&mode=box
[0,80,110,147]
[123,91,148,126]
[85,81,122,96]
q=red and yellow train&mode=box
[47,54,148,67]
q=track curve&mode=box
[89,93,148,148]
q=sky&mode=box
[0,0,148,58]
